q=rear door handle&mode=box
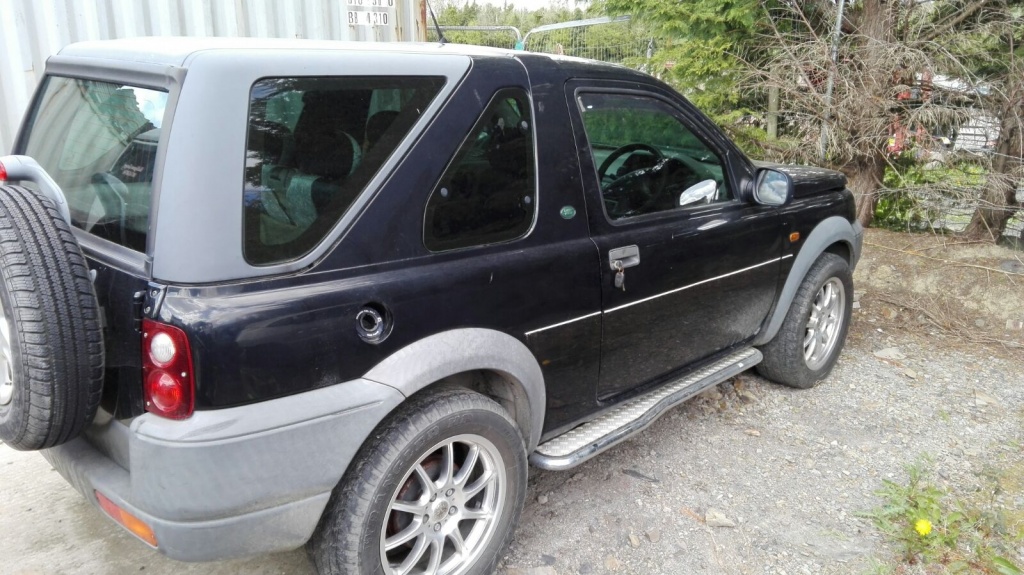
[608,245,640,269]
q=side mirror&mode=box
[753,168,793,206]
[678,179,718,206]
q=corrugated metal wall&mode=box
[0,0,428,155]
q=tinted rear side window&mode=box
[21,77,167,252]
[244,76,446,265]
[423,88,536,252]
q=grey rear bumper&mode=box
[41,378,404,562]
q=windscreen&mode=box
[20,76,168,252]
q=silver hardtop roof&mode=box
[56,37,529,68]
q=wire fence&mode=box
[429,18,655,69]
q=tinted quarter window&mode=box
[424,89,536,252]
[21,77,168,252]
[244,76,446,265]
[577,93,731,221]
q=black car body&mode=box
[0,38,862,569]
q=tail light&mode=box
[0,160,7,182]
[141,319,194,419]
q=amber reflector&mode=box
[95,491,158,547]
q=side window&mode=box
[244,76,446,265]
[577,92,732,221]
[424,89,536,252]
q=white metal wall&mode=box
[0,0,428,155]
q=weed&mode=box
[863,458,1023,574]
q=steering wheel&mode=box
[91,172,129,246]
[597,143,664,185]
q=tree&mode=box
[954,1,1024,240]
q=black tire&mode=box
[0,185,104,451]
[757,253,853,389]
[308,388,528,575]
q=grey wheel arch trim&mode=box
[363,328,545,451]
[754,216,862,346]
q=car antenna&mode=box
[425,1,448,45]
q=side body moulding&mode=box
[363,328,546,451]
[754,215,863,346]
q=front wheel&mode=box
[757,253,853,389]
[308,388,527,575]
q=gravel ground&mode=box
[2,231,1022,575]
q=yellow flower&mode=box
[914,518,932,536]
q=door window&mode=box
[577,93,731,221]
[423,89,536,252]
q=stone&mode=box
[505,568,557,575]
[881,307,898,320]
[1007,319,1024,331]
[852,302,861,310]
[998,259,1024,274]
[738,390,758,403]
[873,347,906,361]
[705,508,737,528]
[541,554,557,566]
[975,319,987,328]
[974,390,1000,407]
[903,368,918,380]
[578,564,594,575]
[646,529,661,544]
[628,533,641,548]
[744,429,761,437]
[604,555,622,571]
[701,387,724,401]
[537,494,549,505]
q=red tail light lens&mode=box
[142,319,194,419]
[0,160,7,182]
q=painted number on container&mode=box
[347,0,395,5]
[347,10,390,26]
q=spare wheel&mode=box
[0,185,104,451]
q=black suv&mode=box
[0,38,862,574]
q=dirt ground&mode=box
[1,228,1022,575]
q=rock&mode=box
[537,494,549,505]
[541,554,557,566]
[852,301,861,310]
[645,529,661,544]
[998,259,1024,274]
[975,318,987,328]
[604,555,622,571]
[873,347,906,361]
[903,368,918,380]
[628,533,641,548]
[738,390,758,404]
[881,307,898,320]
[744,429,761,437]
[622,468,659,483]
[502,567,551,575]
[974,390,1000,407]
[700,387,724,401]
[705,508,737,528]
[1007,319,1024,331]
[578,564,594,575]
[853,290,864,302]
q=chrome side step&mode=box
[530,348,762,471]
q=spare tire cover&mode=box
[0,185,104,451]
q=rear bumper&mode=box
[41,378,404,561]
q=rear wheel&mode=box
[757,253,852,389]
[0,185,104,451]
[309,388,527,575]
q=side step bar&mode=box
[530,348,762,471]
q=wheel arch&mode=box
[754,216,860,346]
[362,328,545,451]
